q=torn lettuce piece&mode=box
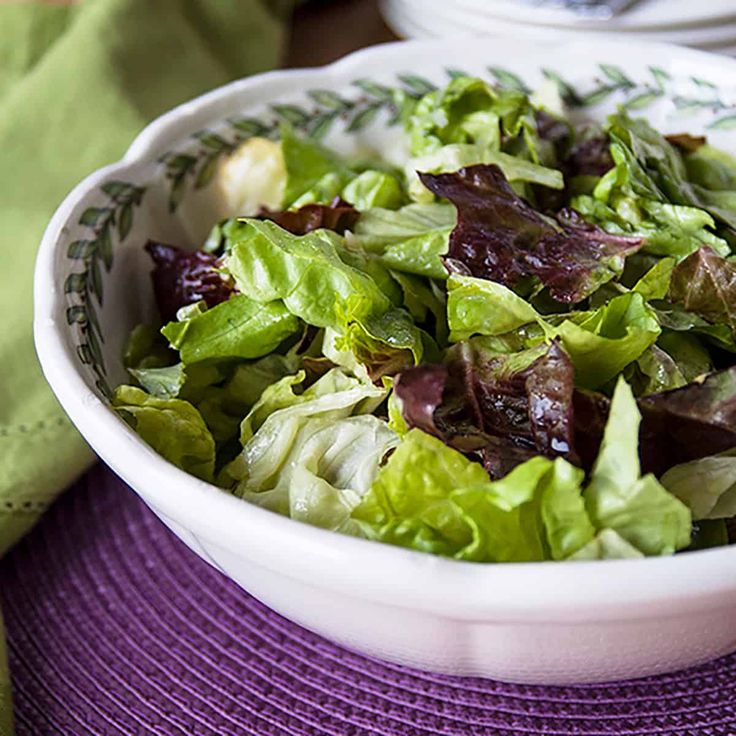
[408,145,563,202]
[225,353,301,408]
[394,339,578,478]
[554,291,660,389]
[632,257,675,301]
[352,430,593,562]
[129,362,226,401]
[421,165,639,301]
[326,307,426,382]
[342,170,404,210]
[352,202,455,280]
[447,275,659,389]
[389,270,448,345]
[145,241,234,323]
[584,378,691,556]
[447,275,539,342]
[225,368,394,530]
[257,199,359,236]
[451,456,593,562]
[123,323,173,369]
[570,110,736,258]
[668,246,736,338]
[572,193,730,259]
[405,76,544,163]
[661,450,736,521]
[223,220,391,329]
[113,386,216,482]
[685,144,736,192]
[280,123,353,207]
[567,529,644,560]
[624,345,687,396]
[240,415,397,531]
[350,429,488,557]
[161,294,299,364]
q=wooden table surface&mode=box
[286,0,398,68]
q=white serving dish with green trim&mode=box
[34,37,736,684]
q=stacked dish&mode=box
[380,0,736,55]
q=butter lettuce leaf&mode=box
[661,450,736,521]
[447,275,659,389]
[113,386,216,482]
[281,123,352,207]
[161,293,299,364]
[353,202,455,280]
[225,369,394,531]
[224,219,391,329]
[352,430,594,562]
[584,378,691,555]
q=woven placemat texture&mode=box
[1,465,735,736]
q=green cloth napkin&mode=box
[0,1,291,730]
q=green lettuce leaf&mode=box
[406,76,542,162]
[161,294,299,364]
[583,378,691,555]
[572,193,729,259]
[568,529,644,560]
[447,274,539,342]
[407,144,563,202]
[352,430,594,562]
[554,292,660,389]
[572,110,736,258]
[325,307,427,382]
[624,345,686,396]
[447,275,659,389]
[452,456,594,562]
[224,219,391,329]
[123,323,173,369]
[342,170,404,210]
[225,369,394,530]
[353,202,455,279]
[129,362,226,400]
[403,76,562,201]
[632,257,675,300]
[280,123,352,207]
[684,144,736,191]
[661,449,736,521]
[656,331,712,381]
[225,353,301,408]
[113,386,216,481]
[350,429,488,556]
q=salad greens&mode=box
[115,75,736,563]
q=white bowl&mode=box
[382,0,736,50]
[34,37,736,685]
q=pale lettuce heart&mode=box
[226,368,395,531]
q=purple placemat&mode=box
[2,466,736,736]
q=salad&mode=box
[114,76,736,562]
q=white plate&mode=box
[449,0,736,31]
[384,0,736,48]
[34,36,736,685]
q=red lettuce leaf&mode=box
[257,197,359,235]
[564,135,614,178]
[669,246,736,335]
[395,340,578,478]
[573,367,736,476]
[419,164,641,303]
[639,367,736,476]
[145,241,233,323]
